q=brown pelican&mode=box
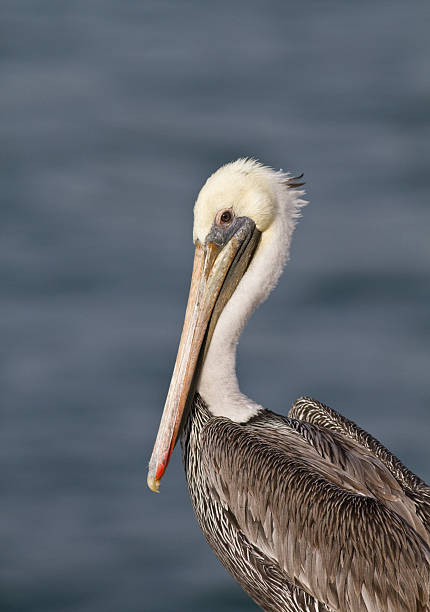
[147,159,430,611]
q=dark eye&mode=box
[218,209,233,225]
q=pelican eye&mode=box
[217,209,234,226]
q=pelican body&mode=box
[148,159,430,611]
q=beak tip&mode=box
[147,472,161,493]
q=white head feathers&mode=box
[193,158,306,245]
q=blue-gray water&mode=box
[2,2,429,611]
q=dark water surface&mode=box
[2,2,430,611]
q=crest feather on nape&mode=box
[283,173,305,189]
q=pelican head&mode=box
[148,159,306,492]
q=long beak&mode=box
[147,218,260,492]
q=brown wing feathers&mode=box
[200,408,430,611]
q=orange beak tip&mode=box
[147,473,161,493]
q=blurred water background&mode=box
[1,1,430,611]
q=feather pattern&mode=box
[181,393,430,612]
